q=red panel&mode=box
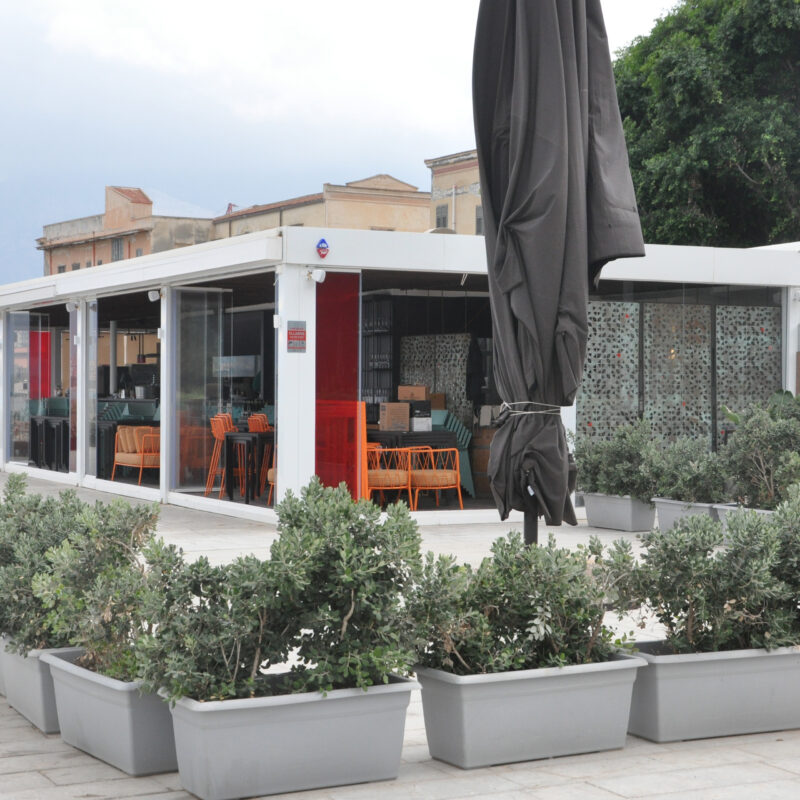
[316,272,359,400]
[315,273,360,494]
[29,331,51,399]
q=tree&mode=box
[614,0,800,247]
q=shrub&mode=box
[137,548,302,702]
[139,479,423,703]
[770,484,800,623]
[575,419,660,504]
[276,479,422,694]
[0,478,99,653]
[410,532,633,675]
[721,397,800,509]
[617,513,797,653]
[32,499,159,680]
[651,437,726,504]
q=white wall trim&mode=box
[166,491,278,524]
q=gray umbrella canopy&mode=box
[473,0,644,525]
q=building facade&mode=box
[213,175,431,238]
[424,150,482,235]
[37,187,215,276]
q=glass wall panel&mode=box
[174,289,231,494]
[90,294,161,484]
[575,286,783,450]
[576,301,639,440]
[643,303,712,442]
[716,305,782,436]
[8,310,74,469]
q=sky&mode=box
[0,0,677,284]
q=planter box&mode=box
[168,676,419,800]
[714,504,774,537]
[628,642,800,742]
[40,650,177,776]
[653,498,717,531]
[583,493,655,532]
[0,645,83,733]
[415,655,645,769]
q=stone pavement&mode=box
[2,474,800,800]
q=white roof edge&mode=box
[754,242,800,252]
[4,230,800,310]
[0,229,284,309]
[600,242,800,287]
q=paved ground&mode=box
[2,474,800,800]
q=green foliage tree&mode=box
[615,0,800,246]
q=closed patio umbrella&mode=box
[473,0,644,541]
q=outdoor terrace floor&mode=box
[2,473,800,800]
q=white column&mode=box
[0,311,6,470]
[159,288,172,503]
[275,263,317,500]
[783,288,800,395]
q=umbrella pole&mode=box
[524,511,538,546]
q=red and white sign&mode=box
[287,320,307,353]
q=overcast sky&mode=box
[0,0,677,284]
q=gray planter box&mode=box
[40,650,177,776]
[0,645,83,733]
[628,642,800,742]
[168,675,418,800]
[714,504,774,538]
[415,655,645,769]
[583,493,655,532]
[653,498,717,531]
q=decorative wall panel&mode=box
[643,303,712,442]
[400,333,472,424]
[576,301,639,443]
[716,306,782,425]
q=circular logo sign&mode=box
[316,238,329,259]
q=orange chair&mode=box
[204,416,225,497]
[266,447,277,506]
[111,425,160,486]
[247,414,272,432]
[410,447,463,511]
[247,414,273,495]
[366,447,412,508]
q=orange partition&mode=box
[315,273,362,497]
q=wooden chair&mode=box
[111,425,160,486]
[366,447,412,508]
[410,447,463,511]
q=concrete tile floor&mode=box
[2,473,800,799]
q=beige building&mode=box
[214,175,431,238]
[37,187,214,276]
[424,150,482,235]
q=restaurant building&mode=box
[0,226,798,522]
